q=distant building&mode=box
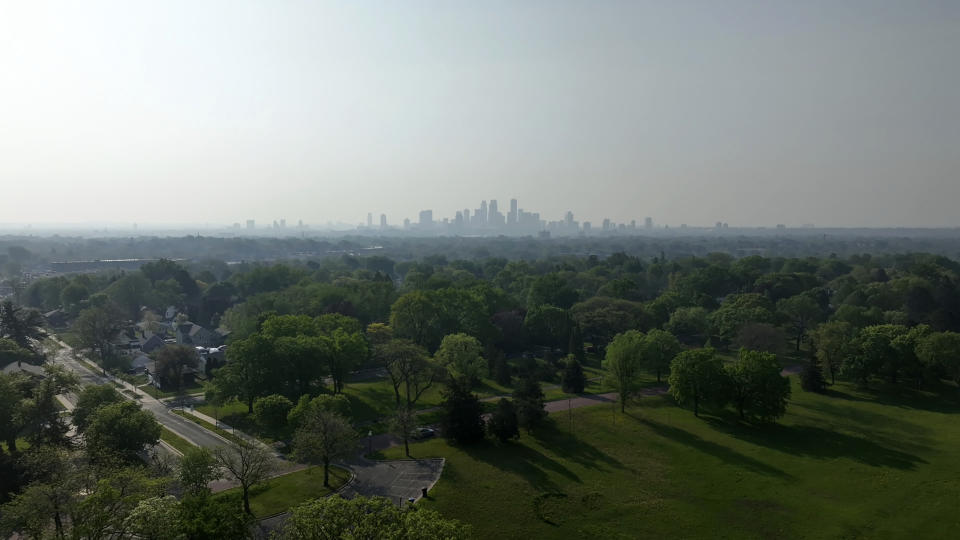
[246,219,255,229]
[419,210,433,227]
[380,214,387,229]
[644,217,653,229]
[367,213,373,228]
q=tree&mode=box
[916,331,960,383]
[389,291,439,349]
[278,495,471,540]
[253,394,294,436]
[778,294,823,351]
[811,321,853,384]
[178,446,219,496]
[435,333,485,386]
[494,354,512,386]
[513,376,547,432]
[0,300,47,357]
[74,303,124,366]
[379,339,439,407]
[561,355,586,393]
[0,338,32,369]
[708,293,776,343]
[641,329,681,383]
[214,439,274,515]
[293,409,356,487]
[570,297,648,350]
[20,364,78,447]
[152,344,199,392]
[287,394,352,431]
[668,348,728,417]
[603,330,645,412]
[527,273,578,310]
[328,328,366,394]
[0,372,27,453]
[211,334,274,413]
[440,379,485,445]
[71,384,123,433]
[664,307,709,344]
[488,398,520,442]
[734,322,787,356]
[180,492,254,540]
[388,406,418,457]
[123,496,185,540]
[800,357,827,393]
[727,349,791,422]
[84,401,162,464]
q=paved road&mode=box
[49,339,227,450]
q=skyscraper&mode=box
[419,209,433,227]
[380,214,387,229]
[246,219,255,229]
[509,198,518,224]
[479,200,488,225]
[644,217,653,229]
[367,213,373,228]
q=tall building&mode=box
[280,219,286,228]
[380,214,387,229]
[367,213,373,228]
[479,200,488,225]
[419,210,433,227]
[644,217,653,229]
[602,218,611,231]
[509,198,518,224]
[246,219,255,229]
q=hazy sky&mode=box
[1,1,958,228]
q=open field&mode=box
[383,377,960,539]
[216,465,350,518]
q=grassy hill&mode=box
[383,377,960,539]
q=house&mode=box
[139,334,166,355]
[129,354,152,374]
[43,309,71,328]
[176,322,224,348]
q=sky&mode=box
[1,0,958,228]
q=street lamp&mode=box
[368,430,373,456]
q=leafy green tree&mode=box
[0,338,33,369]
[20,364,78,447]
[253,394,294,436]
[561,355,586,393]
[84,401,162,464]
[664,307,709,344]
[513,376,547,432]
[435,333,485,386]
[494,354,512,386]
[390,291,439,349]
[708,293,775,343]
[59,282,89,313]
[777,294,823,351]
[328,328,366,394]
[71,384,123,433]
[287,394,352,431]
[570,296,648,350]
[214,439,274,515]
[603,330,645,412]
[123,496,185,540]
[668,348,728,417]
[180,492,254,540]
[844,324,911,386]
[379,339,440,407]
[0,300,47,357]
[152,344,199,392]
[523,305,573,352]
[811,321,854,384]
[389,406,418,457]
[488,398,520,442]
[178,446,219,496]
[292,409,356,487]
[527,273,579,310]
[440,379,485,445]
[74,303,124,366]
[0,372,27,453]
[641,329,681,383]
[916,331,960,383]
[210,333,274,413]
[278,495,471,540]
[800,357,827,393]
[727,349,791,422]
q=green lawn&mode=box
[172,410,246,445]
[217,465,350,517]
[383,377,960,539]
[159,426,195,455]
[141,380,205,399]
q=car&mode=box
[412,427,435,440]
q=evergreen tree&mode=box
[439,380,485,444]
[487,398,520,442]
[513,376,547,432]
[569,324,586,363]
[800,357,826,393]
[494,355,512,386]
[561,355,586,394]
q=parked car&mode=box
[412,427,436,440]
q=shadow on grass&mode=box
[635,417,793,479]
[461,440,581,491]
[528,423,623,472]
[705,416,927,470]
[823,381,960,414]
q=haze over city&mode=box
[2,1,958,228]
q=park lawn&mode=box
[159,426,195,455]
[218,465,350,518]
[384,377,960,539]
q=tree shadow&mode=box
[704,417,927,470]
[634,417,792,479]
[461,440,581,491]
[528,423,623,472]
[823,382,960,414]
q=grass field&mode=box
[217,465,350,517]
[172,409,246,445]
[383,377,960,539]
[159,426,195,455]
